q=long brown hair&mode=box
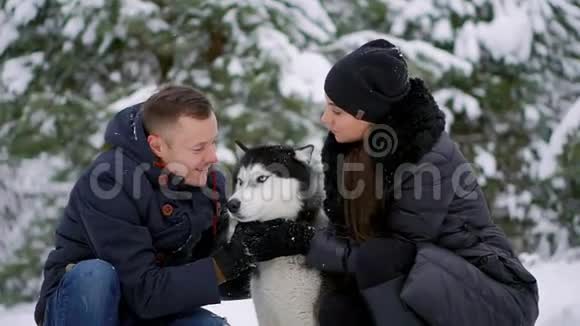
[342,144,384,242]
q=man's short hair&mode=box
[142,85,213,135]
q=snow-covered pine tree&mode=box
[1,0,579,305]
[534,98,580,256]
[527,0,580,255]
[556,134,580,249]
[0,0,334,304]
[324,0,580,252]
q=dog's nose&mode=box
[227,199,241,213]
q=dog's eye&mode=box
[236,178,243,186]
[256,175,270,183]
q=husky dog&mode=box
[227,142,327,326]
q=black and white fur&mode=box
[227,143,327,326]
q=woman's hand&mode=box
[306,229,358,273]
[354,237,417,289]
[234,219,316,262]
[306,231,417,284]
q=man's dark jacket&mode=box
[35,104,230,325]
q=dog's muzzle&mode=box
[227,198,241,214]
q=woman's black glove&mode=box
[234,219,316,262]
[354,237,417,289]
[306,231,417,285]
[305,228,359,273]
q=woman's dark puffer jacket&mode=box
[319,78,539,326]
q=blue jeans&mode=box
[43,259,227,326]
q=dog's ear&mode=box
[235,140,249,152]
[294,145,315,164]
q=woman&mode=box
[236,39,539,326]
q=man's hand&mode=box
[211,228,255,283]
[234,219,316,262]
[213,211,232,247]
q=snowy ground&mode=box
[1,259,578,325]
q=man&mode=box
[35,86,253,326]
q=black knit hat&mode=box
[324,39,410,123]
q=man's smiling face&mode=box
[148,113,219,186]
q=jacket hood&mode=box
[104,103,155,164]
[103,103,164,185]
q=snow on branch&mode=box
[538,97,580,179]
[326,31,473,78]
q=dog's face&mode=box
[227,144,315,223]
